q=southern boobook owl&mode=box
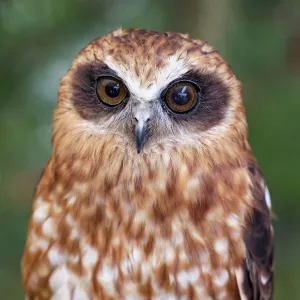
[22,28,274,300]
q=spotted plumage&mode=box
[22,28,274,299]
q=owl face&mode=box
[55,29,245,159]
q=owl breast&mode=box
[24,157,250,300]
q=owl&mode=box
[22,28,274,300]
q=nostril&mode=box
[134,117,139,123]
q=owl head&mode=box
[53,29,248,173]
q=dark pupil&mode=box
[172,86,190,105]
[105,81,120,98]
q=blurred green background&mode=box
[0,0,299,299]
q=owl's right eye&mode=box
[163,81,200,114]
[96,77,128,107]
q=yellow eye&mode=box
[96,77,128,106]
[164,82,199,113]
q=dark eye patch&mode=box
[170,70,230,130]
[71,62,126,119]
[70,62,230,130]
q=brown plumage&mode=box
[22,28,274,299]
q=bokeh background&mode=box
[0,0,299,299]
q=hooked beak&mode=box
[135,119,148,153]
[134,103,151,153]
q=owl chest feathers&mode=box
[21,28,270,299]
[23,156,251,299]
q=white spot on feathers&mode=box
[42,218,56,238]
[49,265,69,291]
[65,214,74,226]
[131,248,142,264]
[218,290,227,299]
[97,265,118,296]
[48,247,66,266]
[82,246,99,268]
[265,187,272,209]
[177,268,200,288]
[186,173,201,190]
[171,233,184,245]
[214,269,229,287]
[202,263,211,274]
[70,228,80,240]
[261,274,269,285]
[38,239,49,250]
[214,238,229,255]
[50,285,71,300]
[153,293,177,300]
[227,213,239,228]
[33,204,50,223]
[235,267,247,300]
[73,286,89,300]
[120,258,132,275]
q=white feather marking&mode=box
[201,263,211,273]
[97,265,118,282]
[38,239,49,250]
[227,213,239,228]
[171,233,184,245]
[218,291,227,299]
[199,251,209,263]
[214,238,229,255]
[97,265,118,296]
[104,55,189,101]
[49,265,69,291]
[235,267,247,300]
[141,263,152,281]
[33,204,50,223]
[186,177,200,189]
[131,248,142,264]
[48,247,66,266]
[265,187,272,209]
[214,269,229,287]
[70,228,80,240]
[82,246,99,268]
[73,286,89,300]
[177,268,200,288]
[50,285,71,300]
[35,196,45,205]
[153,293,177,300]
[261,274,269,285]
[65,214,74,226]
[42,218,56,238]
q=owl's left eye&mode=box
[163,81,200,114]
[96,77,128,107]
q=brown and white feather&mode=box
[22,28,274,300]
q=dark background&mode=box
[0,0,299,298]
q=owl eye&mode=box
[96,77,128,106]
[164,81,200,113]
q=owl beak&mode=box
[134,103,151,153]
[135,119,148,153]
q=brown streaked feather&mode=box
[22,28,274,299]
[237,161,274,300]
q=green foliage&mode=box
[0,0,299,298]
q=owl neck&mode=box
[43,136,248,210]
